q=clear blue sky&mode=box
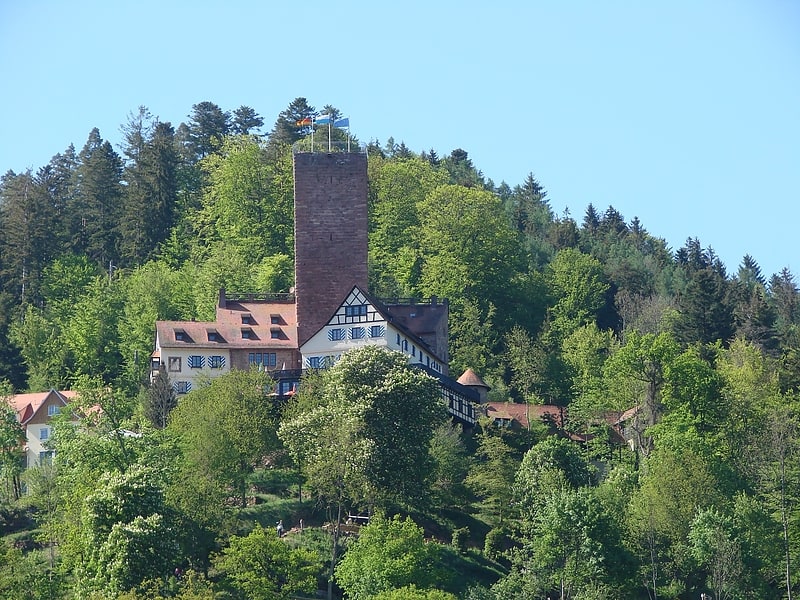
[1,0,798,279]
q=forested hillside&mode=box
[0,98,798,599]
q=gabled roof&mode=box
[302,285,446,363]
[605,405,640,426]
[483,401,565,430]
[5,389,77,425]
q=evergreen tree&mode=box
[145,365,177,429]
[268,97,315,147]
[674,239,734,345]
[70,129,123,267]
[184,101,230,160]
[442,148,485,188]
[230,105,263,135]
[119,112,178,265]
[581,203,600,233]
[732,256,778,353]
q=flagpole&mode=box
[328,120,332,152]
[311,116,314,152]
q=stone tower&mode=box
[293,151,369,345]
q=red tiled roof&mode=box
[156,300,298,350]
[4,390,77,424]
[484,402,564,429]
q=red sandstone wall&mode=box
[293,152,369,345]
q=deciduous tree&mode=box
[334,514,444,600]
[214,524,320,600]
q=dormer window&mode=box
[175,329,186,341]
[271,328,282,339]
[242,328,254,339]
[207,329,219,342]
[241,314,253,325]
[270,314,282,325]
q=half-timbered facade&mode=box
[300,286,445,375]
[152,150,479,425]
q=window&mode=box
[279,381,297,395]
[271,328,282,339]
[39,450,54,465]
[168,357,181,372]
[47,405,60,417]
[412,345,416,357]
[209,355,226,369]
[350,327,365,340]
[175,329,186,341]
[369,325,385,338]
[345,304,368,318]
[40,427,50,441]
[241,328,253,339]
[270,315,282,324]
[173,381,191,394]
[241,314,252,324]
[307,356,321,369]
[249,353,276,367]
[396,333,401,345]
[328,328,345,341]
[207,330,219,342]
[402,339,408,351]
[188,355,204,369]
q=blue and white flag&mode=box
[334,117,349,128]
[315,114,331,125]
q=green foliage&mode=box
[368,156,448,297]
[334,514,445,600]
[78,464,180,596]
[2,98,800,599]
[145,365,177,429]
[546,248,610,339]
[415,184,525,315]
[0,542,65,600]
[428,422,471,509]
[449,300,500,380]
[197,135,293,264]
[451,526,469,554]
[372,585,458,600]
[168,369,280,508]
[214,524,320,600]
[561,323,617,423]
[466,428,519,525]
[514,437,592,517]
[689,507,744,600]
[0,399,25,500]
[515,487,632,598]
[117,260,194,391]
[280,346,446,511]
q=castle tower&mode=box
[293,151,369,345]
